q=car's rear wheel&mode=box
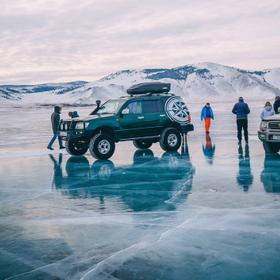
[263,142,280,154]
[133,139,153,149]
[66,140,88,156]
[160,128,181,151]
[89,133,115,159]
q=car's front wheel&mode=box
[263,142,280,154]
[66,140,88,156]
[133,139,153,149]
[160,127,181,151]
[89,133,115,159]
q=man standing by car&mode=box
[273,96,280,114]
[47,105,65,150]
[232,97,250,145]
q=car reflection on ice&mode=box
[261,154,280,193]
[49,146,195,212]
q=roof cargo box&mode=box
[127,82,171,95]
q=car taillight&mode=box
[187,114,191,123]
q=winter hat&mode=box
[265,101,272,107]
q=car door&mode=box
[118,100,145,139]
[139,99,166,136]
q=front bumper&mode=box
[59,130,87,142]
[258,130,280,142]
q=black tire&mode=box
[160,128,181,151]
[89,133,115,159]
[263,142,280,154]
[133,139,153,149]
[66,140,88,156]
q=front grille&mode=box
[60,120,72,131]
[269,122,280,130]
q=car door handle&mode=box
[137,116,144,119]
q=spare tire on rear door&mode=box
[160,127,181,151]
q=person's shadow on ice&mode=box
[202,133,216,165]
[236,144,253,192]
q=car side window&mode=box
[142,100,164,114]
[124,101,142,114]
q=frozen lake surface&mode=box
[0,102,280,280]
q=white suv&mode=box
[258,115,280,153]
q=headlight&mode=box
[75,122,84,130]
[261,121,268,129]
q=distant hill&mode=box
[1,63,279,105]
[0,81,87,101]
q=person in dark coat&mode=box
[273,96,280,114]
[47,105,65,150]
[232,97,250,144]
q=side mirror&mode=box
[121,108,129,115]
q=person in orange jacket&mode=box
[201,102,214,133]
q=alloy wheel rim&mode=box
[167,133,178,147]
[98,140,111,154]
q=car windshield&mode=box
[97,99,125,115]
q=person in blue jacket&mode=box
[232,97,250,144]
[68,111,79,118]
[201,102,214,133]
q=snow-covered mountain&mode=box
[0,81,87,102]
[1,63,280,105]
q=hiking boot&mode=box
[47,146,54,150]
[60,146,65,149]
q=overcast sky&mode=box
[0,0,279,84]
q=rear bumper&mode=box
[181,124,194,133]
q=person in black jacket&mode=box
[273,96,280,114]
[232,97,250,144]
[47,106,65,150]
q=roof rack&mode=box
[127,82,171,96]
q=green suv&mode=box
[59,82,194,159]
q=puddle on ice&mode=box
[0,103,280,279]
